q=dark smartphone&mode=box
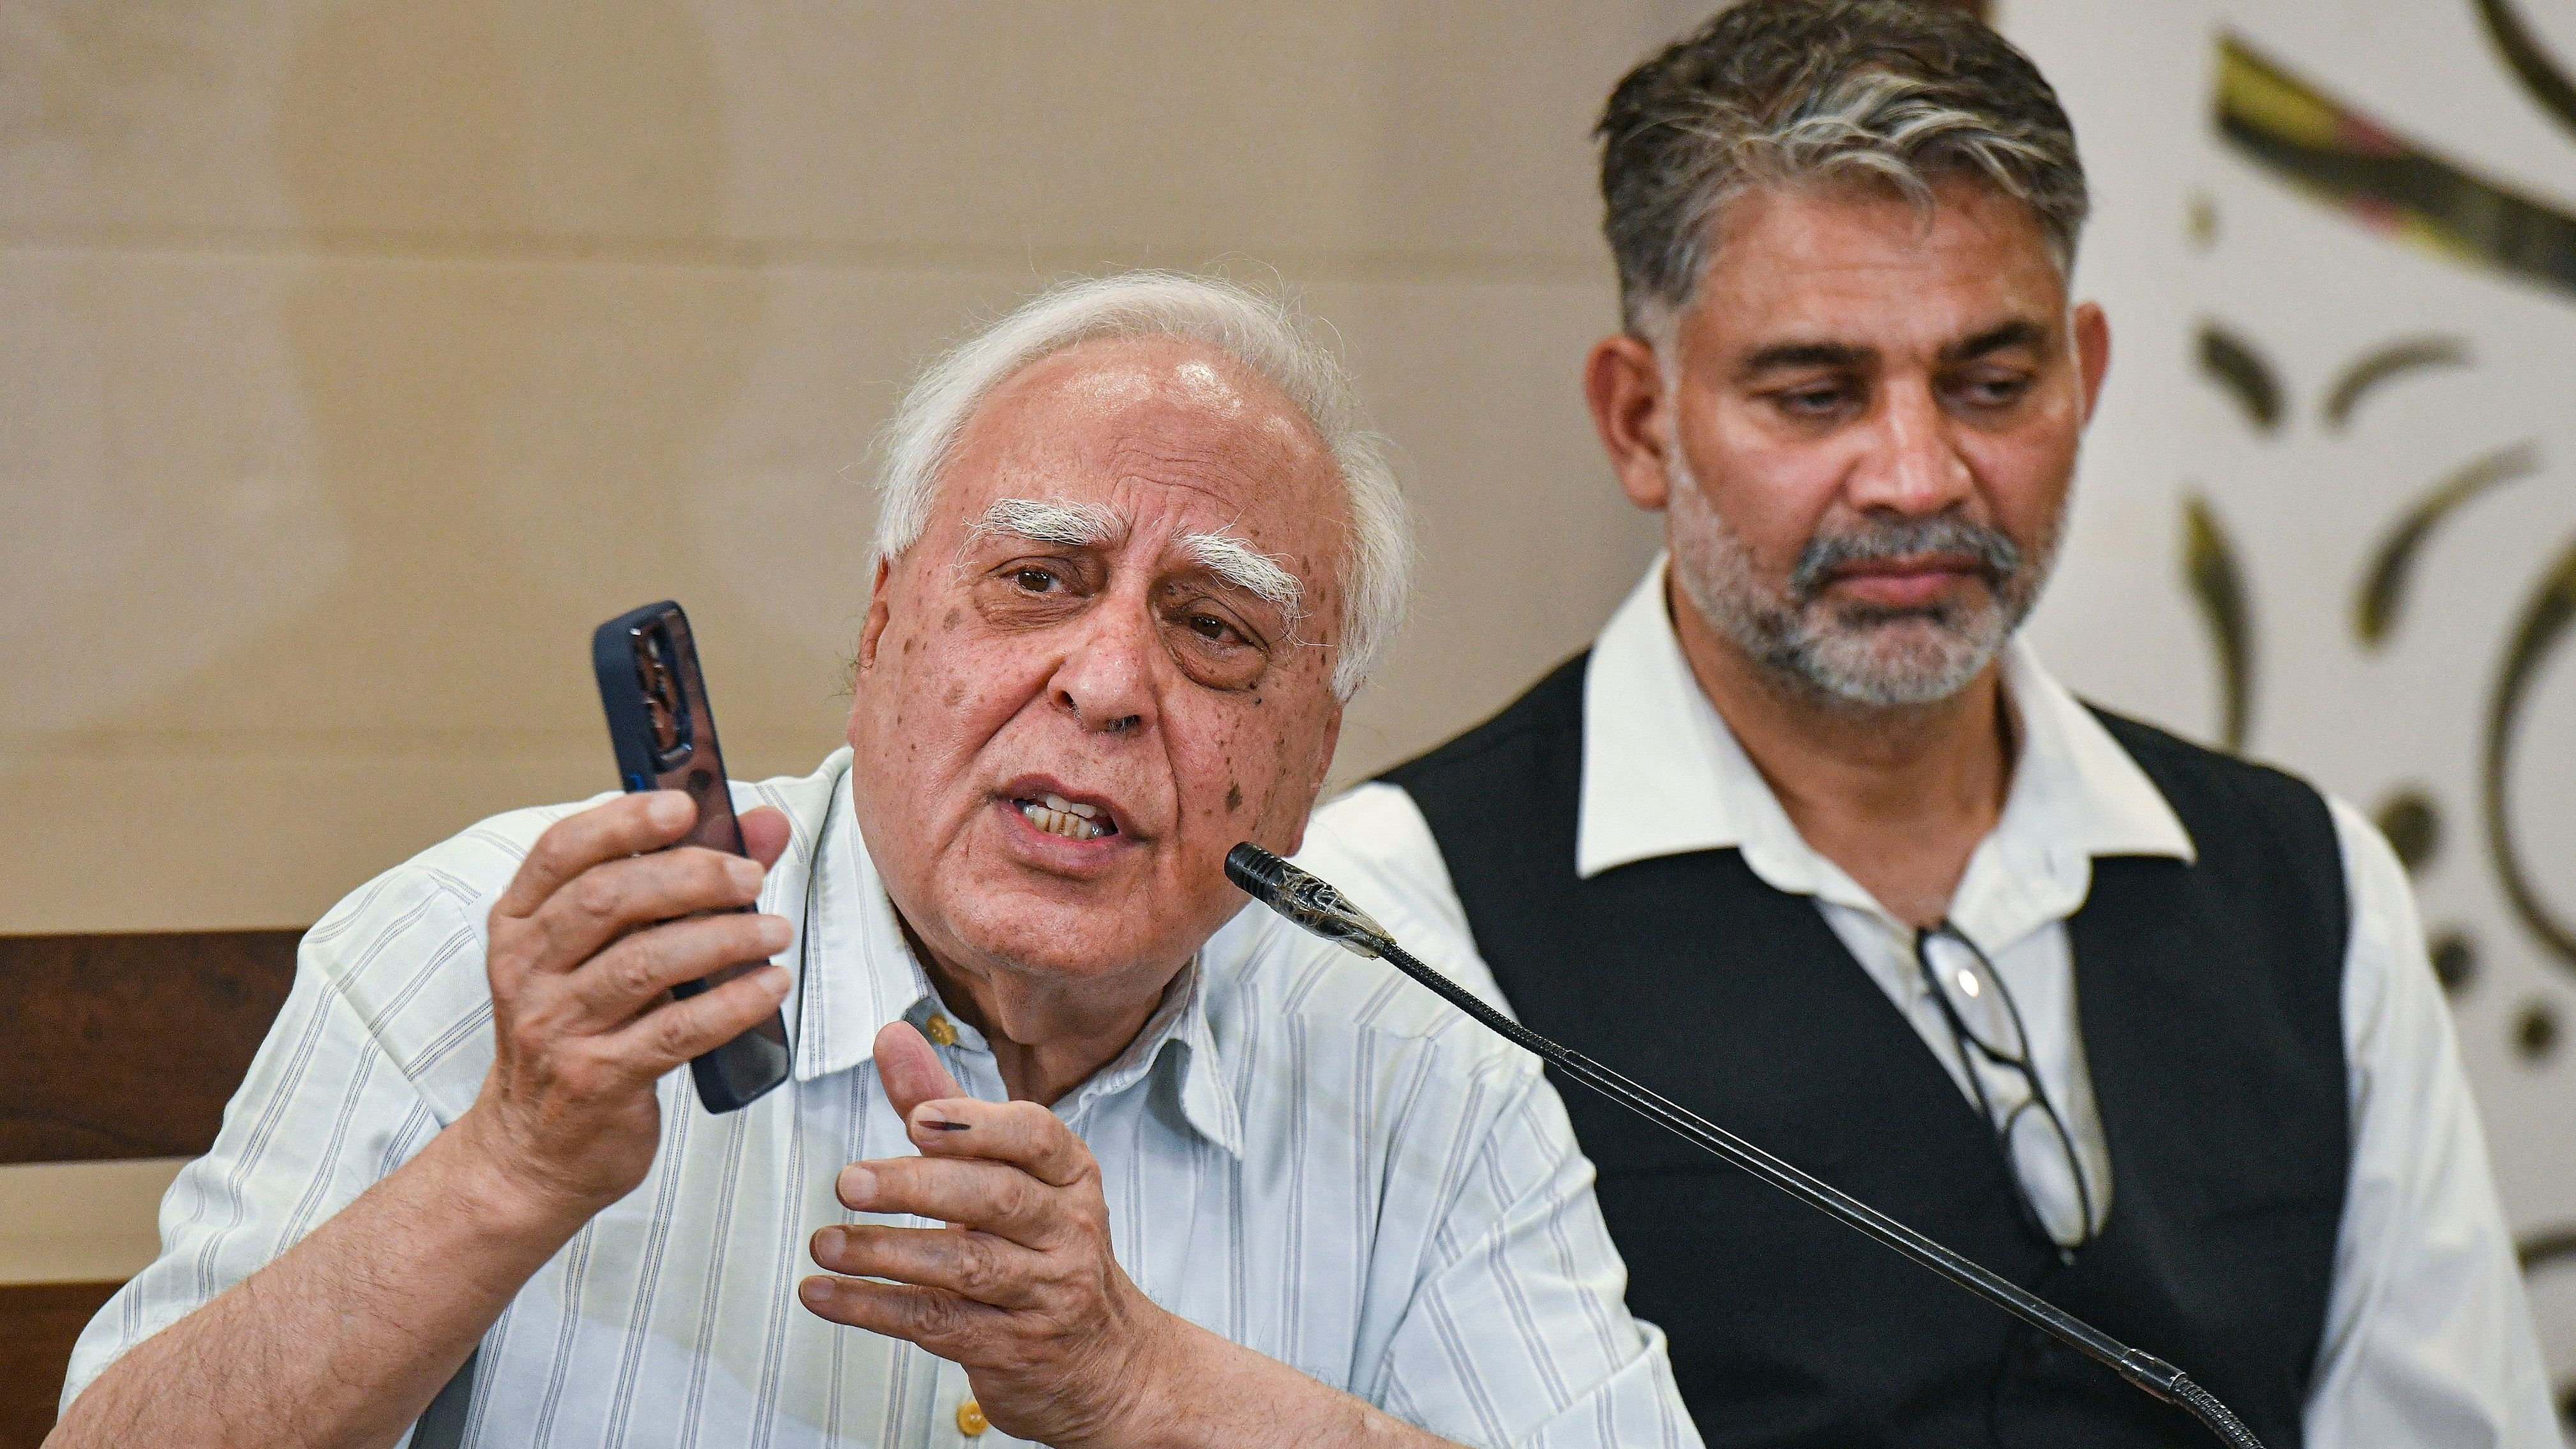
[592,601,792,1113]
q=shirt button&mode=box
[924,1012,959,1047]
[955,1398,989,1437]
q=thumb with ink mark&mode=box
[872,1020,965,1129]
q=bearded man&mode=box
[1299,3,2554,1446]
[51,274,1696,1449]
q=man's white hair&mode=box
[870,273,1412,701]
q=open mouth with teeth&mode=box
[1014,792,1117,841]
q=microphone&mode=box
[1226,842,2266,1449]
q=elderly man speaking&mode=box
[51,276,1695,1449]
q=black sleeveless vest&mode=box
[1382,654,2351,1449]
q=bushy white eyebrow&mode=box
[1179,530,1303,615]
[971,497,1127,547]
[969,499,1301,619]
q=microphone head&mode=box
[1225,843,1395,959]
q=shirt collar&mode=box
[1575,555,2196,890]
[781,749,1241,1155]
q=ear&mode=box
[855,557,895,673]
[2072,301,2111,425]
[1584,333,1677,512]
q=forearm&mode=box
[1114,1318,1457,1449]
[49,1116,585,1449]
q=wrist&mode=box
[1088,1307,1221,1449]
[440,1104,611,1247]
[1074,1310,1418,1449]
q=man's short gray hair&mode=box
[1598,0,2088,342]
[871,273,1411,701]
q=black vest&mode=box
[1382,654,2351,1449]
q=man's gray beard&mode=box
[1665,454,2060,711]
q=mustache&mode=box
[1788,516,2023,601]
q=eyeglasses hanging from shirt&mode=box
[1913,921,2102,1259]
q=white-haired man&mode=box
[1301,3,2554,1445]
[52,274,1698,1449]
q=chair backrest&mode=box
[0,929,300,1448]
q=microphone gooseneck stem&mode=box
[1224,843,2266,1449]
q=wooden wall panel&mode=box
[0,932,301,1165]
[0,1280,120,1448]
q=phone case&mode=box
[592,601,793,1113]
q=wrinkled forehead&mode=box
[927,336,1349,580]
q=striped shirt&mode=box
[63,749,1697,1449]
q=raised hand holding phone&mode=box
[461,789,795,1221]
[446,603,800,1230]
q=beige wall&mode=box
[3,1,1721,937]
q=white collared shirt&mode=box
[65,751,1698,1449]
[1300,557,2557,1447]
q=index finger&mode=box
[901,1097,1093,1190]
[493,790,696,920]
